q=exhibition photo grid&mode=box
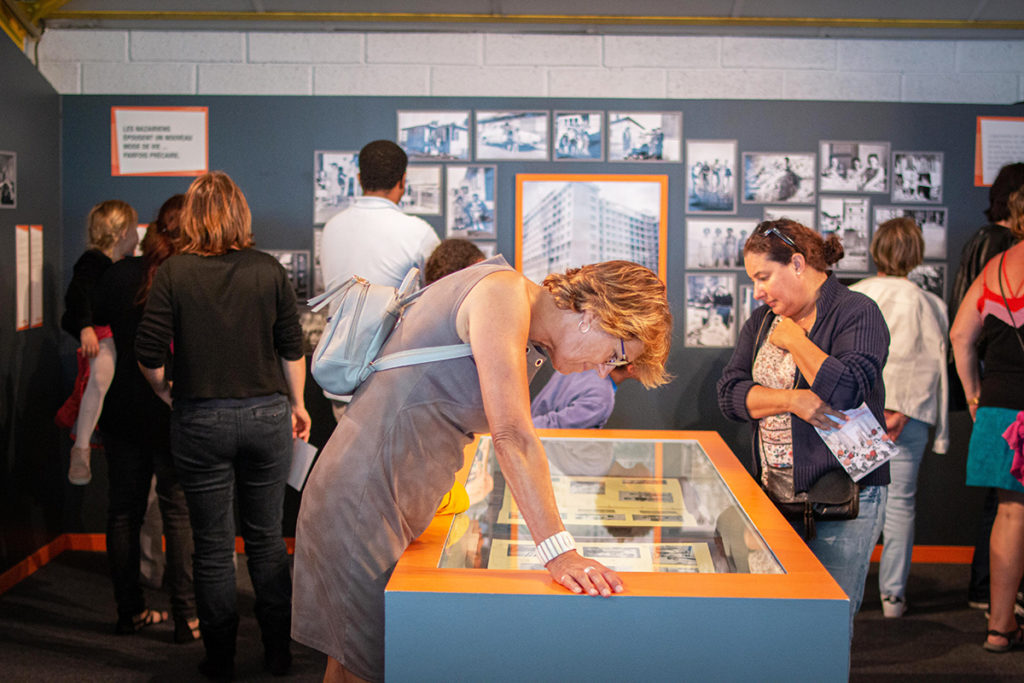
[684,273,737,348]
[397,110,471,161]
[0,151,15,208]
[819,196,871,272]
[607,112,682,162]
[891,151,944,203]
[741,152,816,205]
[399,165,442,216]
[874,206,948,260]
[909,263,947,299]
[554,112,603,161]
[313,150,360,225]
[445,165,496,240]
[475,111,549,161]
[686,140,738,214]
[684,218,758,270]
[763,205,816,230]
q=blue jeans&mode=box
[795,484,887,637]
[170,394,293,660]
[878,418,929,600]
[106,431,195,623]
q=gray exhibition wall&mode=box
[61,94,1024,545]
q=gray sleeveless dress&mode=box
[291,258,546,681]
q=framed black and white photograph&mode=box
[819,196,871,272]
[0,151,15,208]
[312,227,324,295]
[398,164,442,215]
[475,111,549,160]
[739,285,758,325]
[909,263,947,300]
[891,151,944,203]
[516,173,667,284]
[819,140,891,193]
[607,112,682,162]
[446,165,496,239]
[477,242,498,259]
[553,112,603,161]
[742,152,816,204]
[313,150,361,225]
[684,218,758,269]
[684,273,737,348]
[874,206,948,259]
[763,206,816,230]
[397,110,470,161]
[686,140,738,214]
[263,249,311,300]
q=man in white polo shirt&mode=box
[320,139,440,420]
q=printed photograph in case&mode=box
[891,151,944,203]
[685,273,736,348]
[399,165,442,215]
[263,249,311,300]
[819,196,871,272]
[742,152,816,204]
[763,206,816,230]
[313,150,361,225]
[516,173,667,285]
[607,112,682,162]
[684,218,758,269]
[0,151,15,208]
[475,111,549,160]
[686,140,738,214]
[739,285,758,326]
[874,206,947,260]
[446,165,496,239]
[554,112,603,161]
[819,140,891,193]
[909,263,947,300]
[397,110,470,161]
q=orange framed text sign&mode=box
[974,116,1024,187]
[110,106,209,177]
[386,429,849,681]
[515,173,668,284]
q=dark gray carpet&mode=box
[2,552,1024,680]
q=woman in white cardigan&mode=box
[851,217,948,618]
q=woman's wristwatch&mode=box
[535,531,576,565]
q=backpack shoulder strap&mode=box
[370,343,473,372]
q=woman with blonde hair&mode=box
[292,257,672,682]
[851,217,948,618]
[718,219,890,637]
[952,187,1024,652]
[136,171,310,678]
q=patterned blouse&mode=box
[752,317,797,472]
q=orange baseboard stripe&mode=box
[0,535,69,596]
[870,545,974,564]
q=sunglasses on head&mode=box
[759,225,799,251]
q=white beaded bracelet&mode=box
[535,531,576,565]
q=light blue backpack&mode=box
[307,268,472,396]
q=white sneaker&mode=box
[68,446,92,485]
[882,595,906,618]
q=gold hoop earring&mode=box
[578,319,590,334]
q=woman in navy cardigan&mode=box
[718,219,890,636]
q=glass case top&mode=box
[438,436,783,574]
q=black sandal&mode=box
[115,608,169,635]
[983,627,1024,653]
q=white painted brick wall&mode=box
[722,37,837,70]
[248,33,364,64]
[484,34,601,66]
[82,62,195,95]
[667,69,785,99]
[22,29,1024,104]
[431,66,549,96]
[198,64,311,95]
[366,33,481,65]
[315,65,429,96]
[130,31,245,63]
[604,36,720,68]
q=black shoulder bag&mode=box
[752,311,859,540]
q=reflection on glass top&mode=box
[438,436,783,574]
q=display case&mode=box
[386,430,850,681]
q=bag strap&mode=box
[371,343,473,371]
[307,276,359,313]
[997,252,1024,357]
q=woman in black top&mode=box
[136,172,309,679]
[94,195,198,642]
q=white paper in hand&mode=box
[813,403,900,482]
[288,438,319,491]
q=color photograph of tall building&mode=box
[518,176,664,284]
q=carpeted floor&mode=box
[1,552,1024,681]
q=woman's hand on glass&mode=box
[788,389,846,430]
[546,551,623,598]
